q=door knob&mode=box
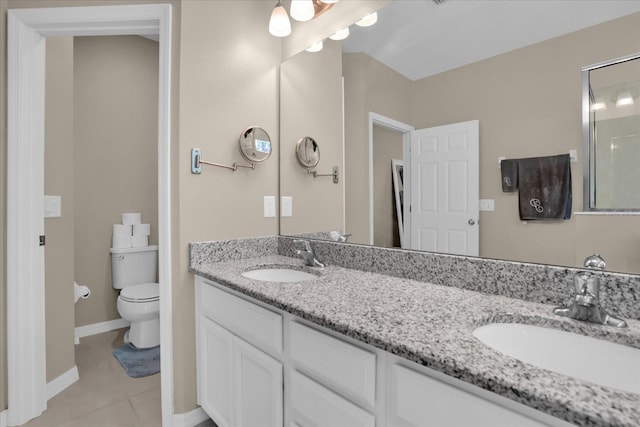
[468,219,476,225]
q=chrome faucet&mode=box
[329,230,352,243]
[294,239,325,268]
[553,254,627,328]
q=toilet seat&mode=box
[120,283,159,303]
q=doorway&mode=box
[367,113,479,255]
[6,5,173,426]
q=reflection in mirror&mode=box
[280,39,344,236]
[279,1,640,274]
[239,126,272,164]
[584,54,640,210]
[295,136,321,169]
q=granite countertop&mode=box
[190,254,640,427]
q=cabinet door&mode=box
[234,337,284,427]
[198,316,233,427]
[388,364,551,427]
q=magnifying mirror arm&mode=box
[191,148,255,174]
[307,166,339,184]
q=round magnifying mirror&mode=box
[295,137,320,169]
[239,126,272,164]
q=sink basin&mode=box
[473,323,640,394]
[241,268,317,283]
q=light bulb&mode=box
[329,27,350,41]
[269,2,291,37]
[290,0,315,22]
[616,92,634,107]
[306,40,323,53]
[591,97,606,111]
[355,12,378,27]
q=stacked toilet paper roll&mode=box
[112,212,151,249]
[132,223,151,248]
[112,224,133,249]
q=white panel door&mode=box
[234,337,284,427]
[198,316,234,427]
[409,120,479,256]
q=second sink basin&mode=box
[473,323,640,394]
[241,268,317,283]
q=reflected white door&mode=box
[409,120,479,256]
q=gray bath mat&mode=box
[113,343,160,378]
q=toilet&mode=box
[110,245,160,348]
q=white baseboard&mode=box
[173,407,209,427]
[0,409,7,427]
[46,366,79,401]
[75,318,130,343]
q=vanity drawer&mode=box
[291,370,374,427]
[388,363,551,427]
[289,321,376,407]
[199,280,283,355]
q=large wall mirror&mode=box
[279,0,640,274]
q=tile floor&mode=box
[22,328,161,427]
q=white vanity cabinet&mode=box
[196,277,283,427]
[195,275,571,427]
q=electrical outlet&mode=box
[264,196,276,218]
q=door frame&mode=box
[368,112,414,246]
[7,5,174,426]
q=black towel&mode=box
[500,159,518,192]
[518,154,572,220]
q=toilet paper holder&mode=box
[74,281,91,303]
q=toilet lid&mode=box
[120,283,159,302]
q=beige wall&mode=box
[280,39,344,236]
[373,125,402,248]
[343,52,413,244]
[409,12,640,270]
[176,0,280,412]
[44,36,76,383]
[74,35,159,328]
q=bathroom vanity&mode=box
[190,238,640,427]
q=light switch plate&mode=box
[479,199,495,211]
[281,196,293,217]
[264,196,276,218]
[44,195,62,218]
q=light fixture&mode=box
[291,0,315,22]
[268,0,336,38]
[616,91,634,107]
[319,0,340,3]
[306,40,323,53]
[591,98,606,111]
[329,27,350,41]
[355,12,378,27]
[269,1,291,37]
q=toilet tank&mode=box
[110,245,158,289]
